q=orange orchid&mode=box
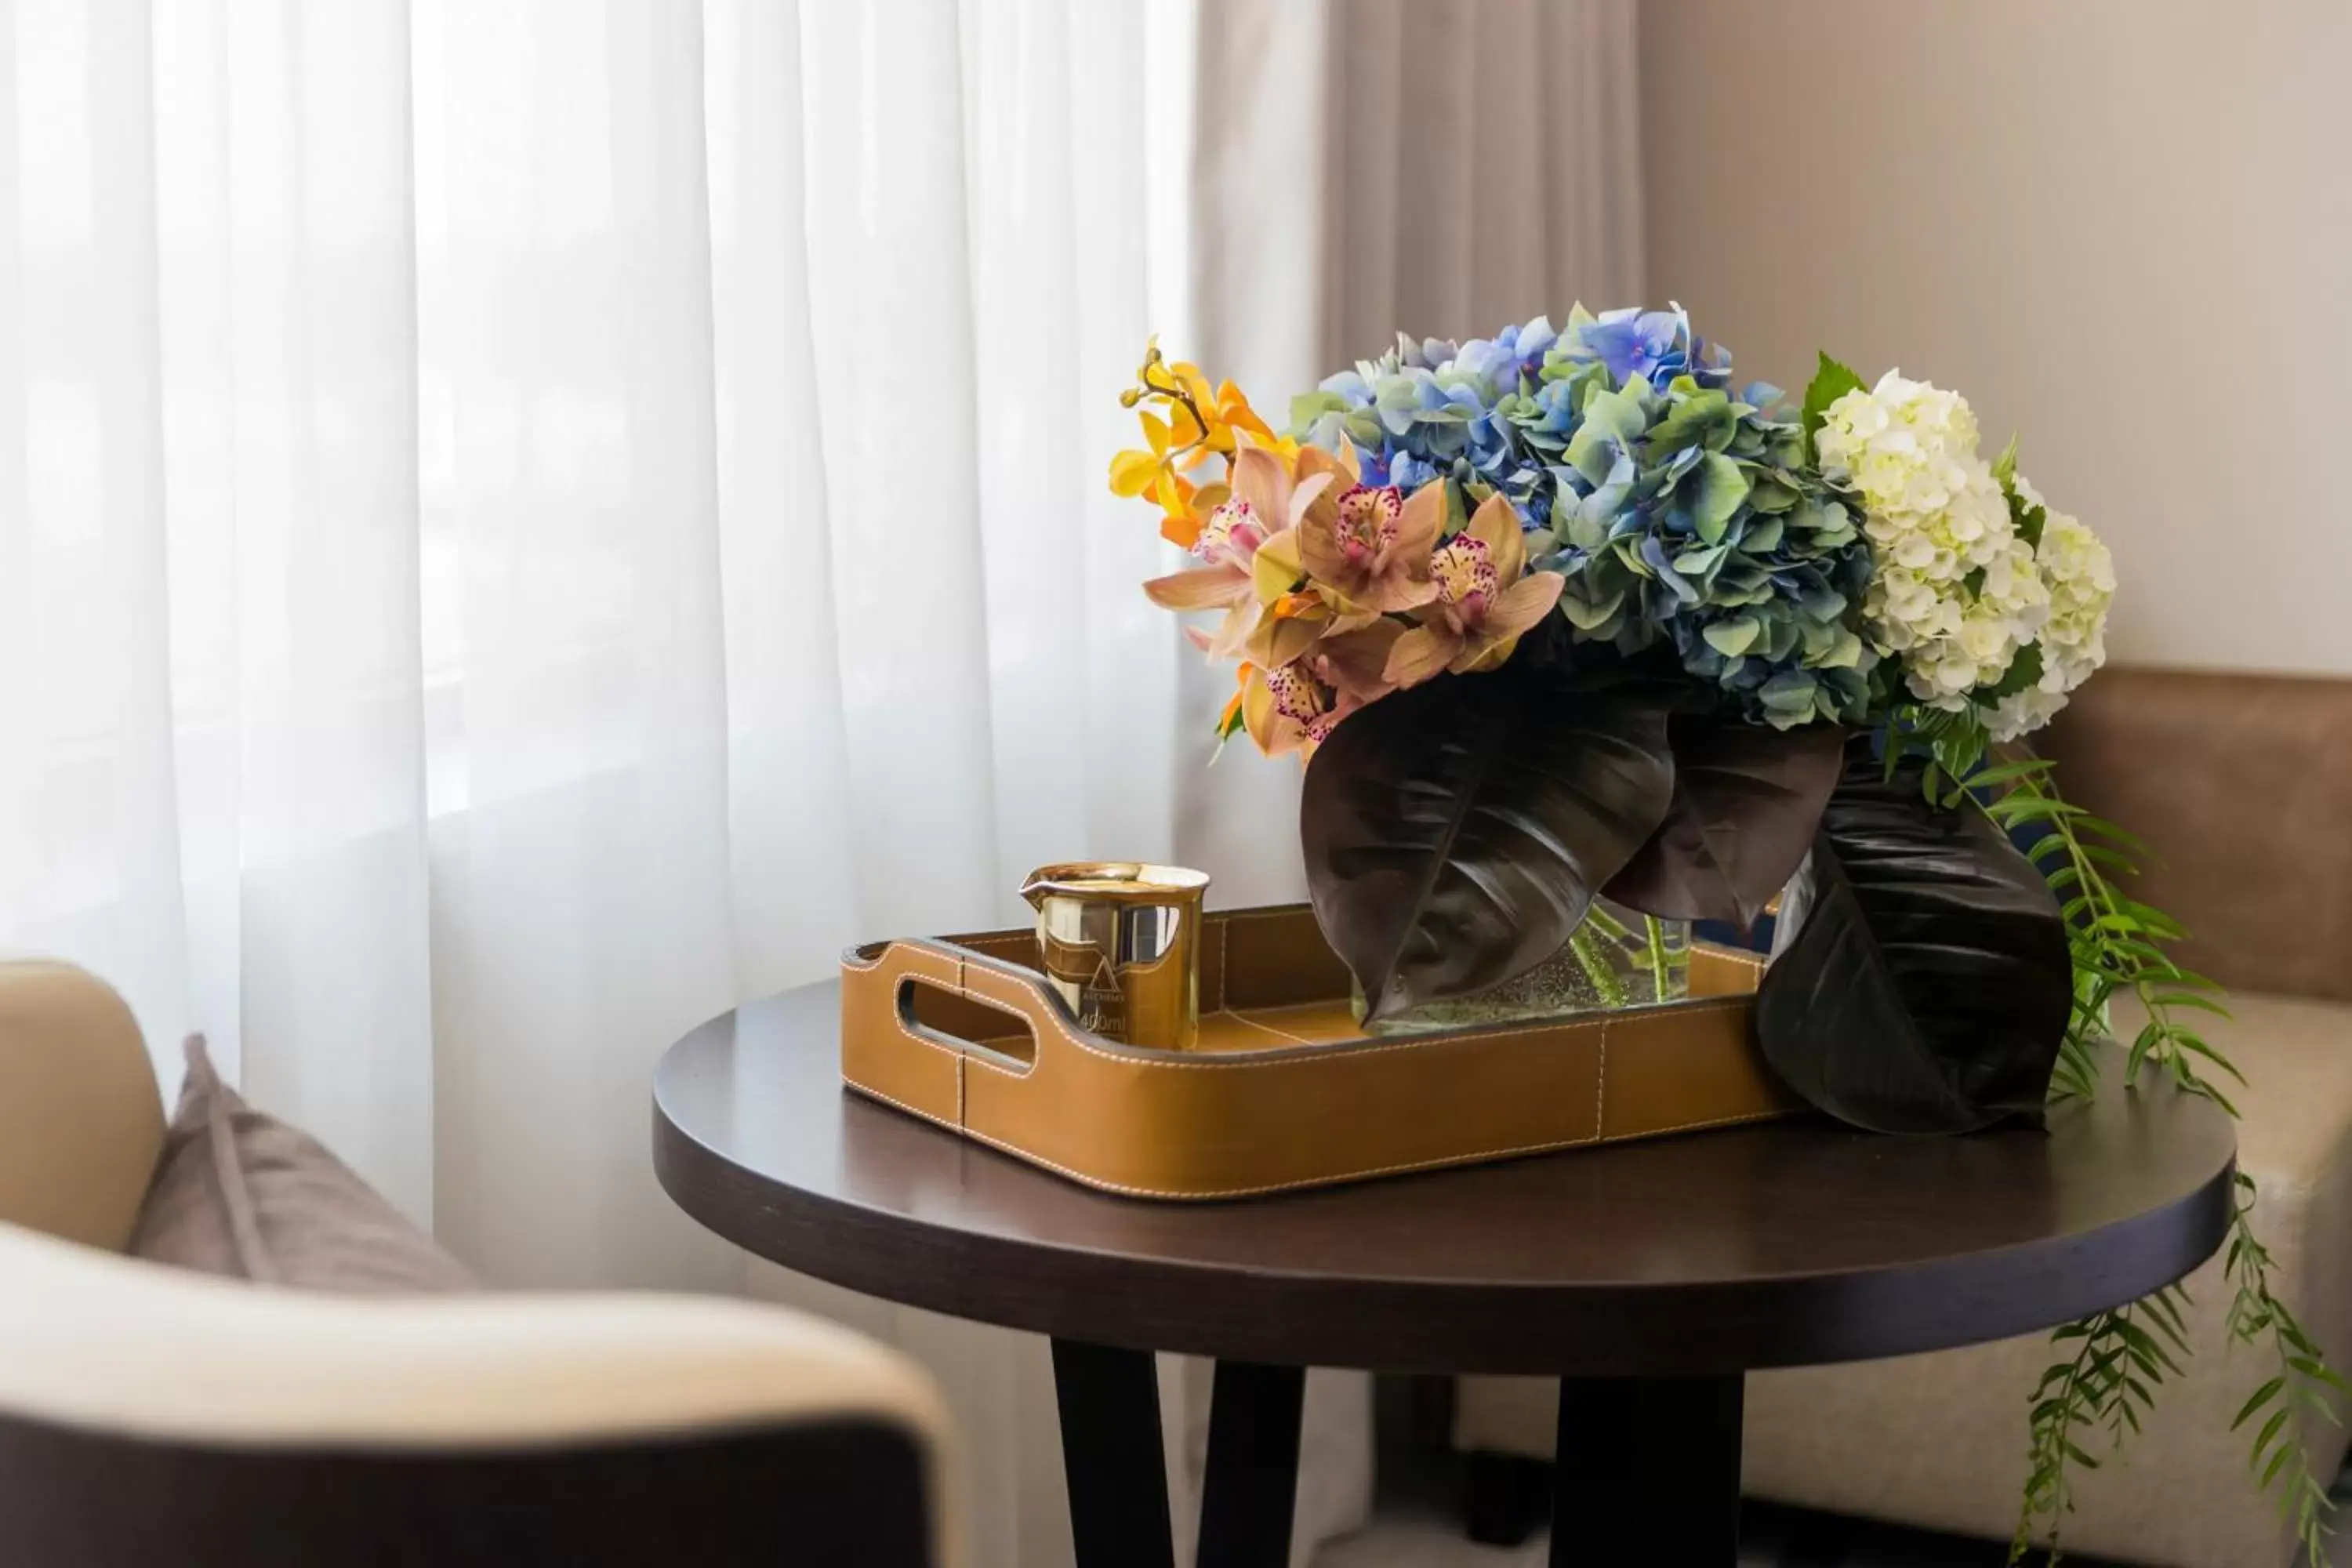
[1215,662,1257,741]
[1384,494,1566,688]
[1301,480,1443,614]
[1109,340,1291,548]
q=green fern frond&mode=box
[1875,706,2346,1566]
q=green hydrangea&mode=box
[1536,370,1876,728]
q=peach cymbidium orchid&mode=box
[1145,444,1350,661]
[1120,340,1569,759]
[1300,480,1443,614]
[1231,619,1407,758]
[1383,494,1567,688]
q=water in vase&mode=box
[1352,898,1691,1036]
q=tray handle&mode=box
[843,938,1089,1121]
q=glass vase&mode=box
[1352,897,1692,1037]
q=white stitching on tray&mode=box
[844,1078,1793,1200]
[962,1046,1028,1081]
[846,1078,960,1134]
[1209,1008,1323,1046]
[1021,993,1748,1071]
[1595,1016,1609,1137]
[955,954,968,1123]
[880,934,1755,1090]
[890,1011,963,1061]
[874,943,1751,1072]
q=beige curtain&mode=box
[1318,0,1645,359]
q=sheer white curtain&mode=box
[0,0,1639,1560]
[2,0,1189,1268]
[2,0,1249,1559]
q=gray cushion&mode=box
[127,1036,474,1293]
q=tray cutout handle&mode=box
[898,973,1037,1073]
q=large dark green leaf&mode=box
[1604,715,1845,928]
[1301,672,1674,1021]
[1754,741,2071,1133]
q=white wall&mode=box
[1640,1,2352,673]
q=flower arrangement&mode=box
[1292,307,1875,728]
[1109,310,2336,1562]
[1120,312,2114,760]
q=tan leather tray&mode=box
[840,904,1802,1201]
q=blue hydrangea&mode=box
[1548,304,1738,392]
[1290,305,1874,727]
[1290,313,1565,528]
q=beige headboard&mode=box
[2042,666,2352,1004]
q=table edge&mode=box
[652,1073,2236,1375]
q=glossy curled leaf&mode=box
[1753,740,2073,1133]
[1301,670,1674,1021]
[1606,714,1845,928]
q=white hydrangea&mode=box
[2028,502,2114,692]
[1981,477,2116,740]
[1816,373,2047,707]
[1983,684,2069,742]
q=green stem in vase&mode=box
[1579,902,1635,946]
[1644,915,1671,1001]
[1567,925,1628,1009]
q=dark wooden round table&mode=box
[653,978,2235,1568]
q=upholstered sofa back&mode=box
[0,961,164,1250]
[2042,666,2352,1004]
[0,1223,949,1567]
[0,958,960,1567]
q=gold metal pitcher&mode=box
[1018,862,1210,1051]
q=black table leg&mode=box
[1051,1339,1176,1568]
[1196,1360,1305,1568]
[1551,1372,1743,1566]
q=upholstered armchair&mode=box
[0,960,959,1567]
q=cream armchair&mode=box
[0,959,959,1568]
